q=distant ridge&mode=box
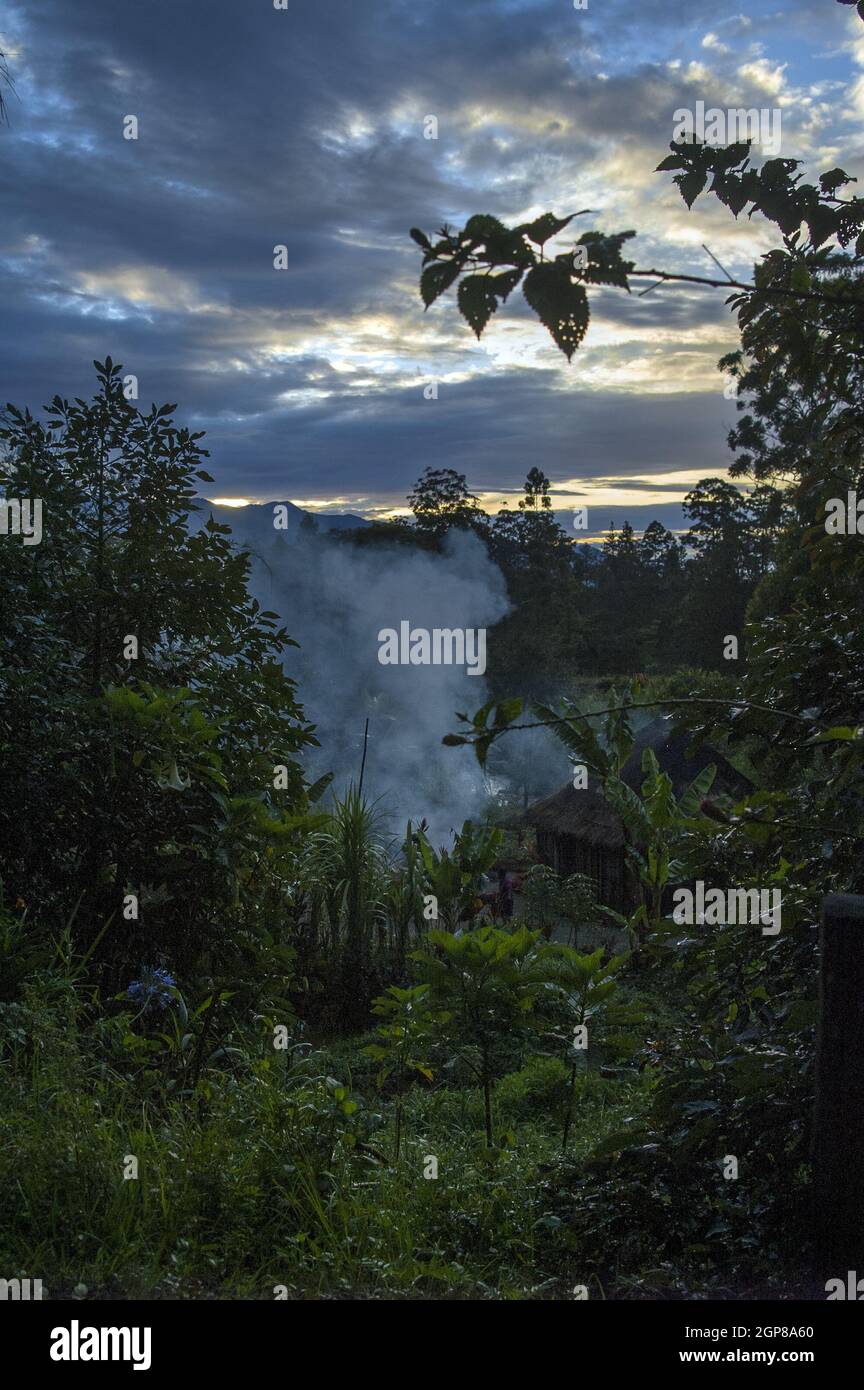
[188,496,372,542]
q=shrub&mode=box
[497,1055,571,1125]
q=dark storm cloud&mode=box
[0,0,858,505]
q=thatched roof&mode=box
[526,719,749,849]
[526,775,626,850]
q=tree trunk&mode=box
[562,1059,579,1154]
[483,1069,494,1148]
[394,1098,403,1165]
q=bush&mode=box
[497,1055,571,1125]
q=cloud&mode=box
[0,0,861,515]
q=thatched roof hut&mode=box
[527,774,627,909]
[526,718,748,912]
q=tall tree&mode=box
[408,467,485,542]
[0,360,317,972]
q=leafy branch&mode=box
[412,145,864,360]
[443,694,840,766]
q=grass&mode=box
[0,977,654,1300]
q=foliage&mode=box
[545,945,628,1150]
[416,819,504,929]
[496,1054,571,1126]
[412,214,634,360]
[412,149,863,364]
[522,864,595,942]
[363,983,446,1162]
[0,361,318,976]
[413,923,554,1146]
[0,932,659,1300]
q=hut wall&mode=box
[537,830,628,913]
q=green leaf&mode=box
[458,275,500,338]
[520,212,576,246]
[677,763,717,819]
[474,732,495,768]
[420,260,461,308]
[493,698,523,727]
[463,214,508,242]
[603,777,649,839]
[592,1129,647,1157]
[675,169,708,209]
[811,725,863,743]
[522,264,590,361]
[472,701,494,730]
[306,771,334,803]
[491,268,524,302]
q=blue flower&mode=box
[126,966,176,1011]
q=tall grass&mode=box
[0,966,652,1299]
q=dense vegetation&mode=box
[2,19,863,1297]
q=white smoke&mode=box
[247,525,511,845]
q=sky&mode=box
[1,0,863,535]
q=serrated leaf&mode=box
[491,268,523,301]
[522,263,590,361]
[675,169,708,209]
[805,204,838,249]
[521,212,575,246]
[458,275,499,338]
[819,168,852,195]
[656,152,688,172]
[420,260,461,308]
[463,214,508,242]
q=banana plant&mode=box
[534,681,636,782]
[605,746,718,923]
[603,746,717,947]
[539,692,717,947]
[416,819,504,930]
